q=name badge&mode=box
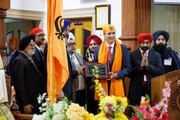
[164,58,172,66]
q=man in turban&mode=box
[129,33,164,108]
[29,28,46,80]
[85,34,102,114]
[85,34,102,61]
[12,35,46,114]
[153,30,180,73]
[65,32,85,106]
[93,24,131,100]
[61,20,85,102]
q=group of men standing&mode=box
[9,28,47,114]
[7,21,180,115]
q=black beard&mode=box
[140,46,149,52]
[153,43,167,55]
[90,49,94,53]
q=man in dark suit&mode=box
[12,35,46,114]
[129,33,164,107]
[29,28,47,94]
[6,38,20,77]
[153,30,180,73]
[85,34,102,114]
[93,24,131,99]
[29,28,46,80]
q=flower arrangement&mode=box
[131,81,171,120]
[33,94,93,120]
[66,103,93,120]
[93,96,128,120]
[32,65,128,120]
[93,65,128,120]
[33,93,70,120]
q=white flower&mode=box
[37,95,43,104]
[41,112,50,120]
[53,101,68,114]
[42,93,47,98]
[52,113,66,120]
[32,114,48,120]
[42,102,48,107]
[39,107,44,112]
[37,93,47,104]
[140,96,146,103]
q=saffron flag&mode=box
[47,0,69,103]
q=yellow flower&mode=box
[83,113,94,120]
[114,111,128,120]
[94,75,99,78]
[66,103,90,120]
[93,112,108,120]
[120,97,128,108]
[114,112,128,120]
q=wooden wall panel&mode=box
[0,0,10,10]
[0,0,10,68]
[120,0,151,52]
[121,0,151,117]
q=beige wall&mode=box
[152,5,180,56]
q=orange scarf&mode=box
[96,39,125,99]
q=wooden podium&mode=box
[151,70,180,120]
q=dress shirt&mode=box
[106,42,115,54]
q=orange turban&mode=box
[137,33,153,43]
[103,24,116,35]
[9,38,18,45]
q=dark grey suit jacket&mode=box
[32,46,45,78]
[12,52,46,113]
[129,48,164,101]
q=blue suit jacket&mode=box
[7,50,20,77]
[93,44,131,79]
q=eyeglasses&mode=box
[36,33,45,37]
[89,43,97,46]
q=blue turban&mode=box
[153,30,169,42]
[64,19,71,30]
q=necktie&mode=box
[142,51,146,56]
[107,46,112,62]
[40,49,44,56]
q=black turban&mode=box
[153,30,169,42]
[19,35,35,50]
